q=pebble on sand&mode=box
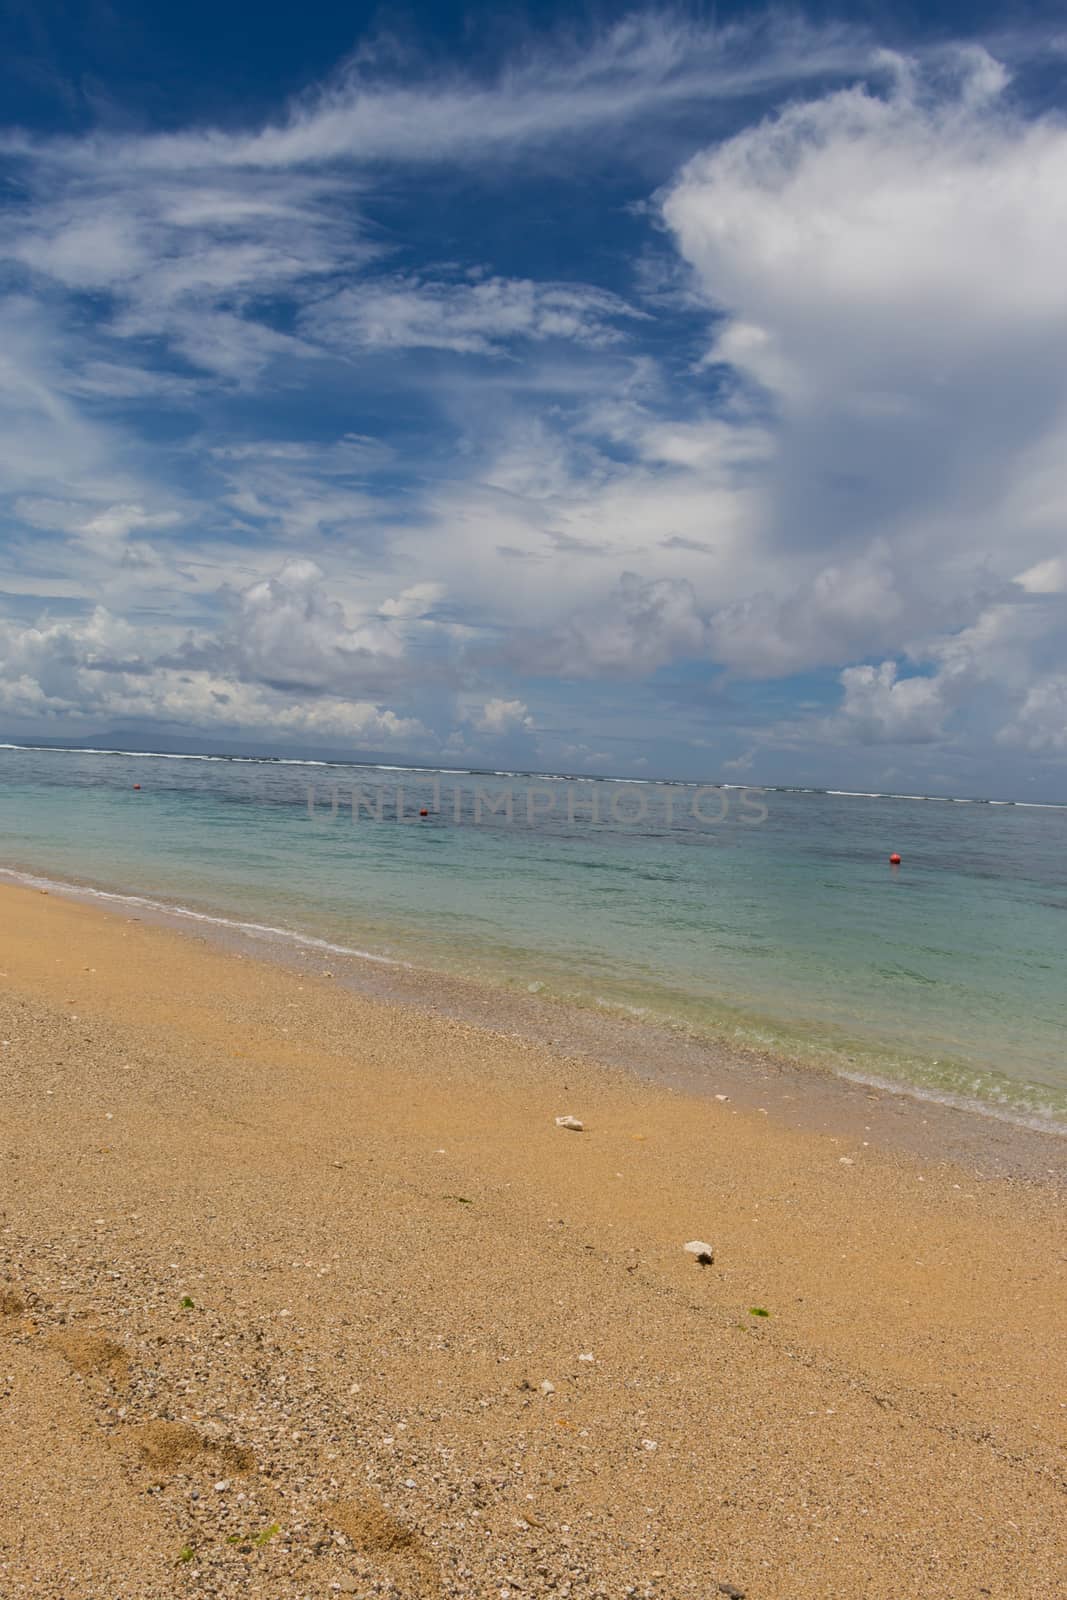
[683,1240,715,1265]
[555,1115,584,1131]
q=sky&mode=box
[1,2,1067,796]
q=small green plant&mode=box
[749,1306,770,1318]
[223,1523,279,1550]
[180,1295,195,1309]
[177,1544,195,1563]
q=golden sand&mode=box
[0,883,1063,1598]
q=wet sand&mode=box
[0,881,1063,1598]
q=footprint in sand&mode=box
[127,1419,256,1480]
[322,1493,440,1595]
[0,1287,27,1319]
[49,1327,130,1385]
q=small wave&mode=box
[0,866,407,968]
[0,743,349,769]
[3,744,1063,806]
[839,1067,1067,1135]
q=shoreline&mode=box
[1,880,1064,1598]
[2,866,1063,1184]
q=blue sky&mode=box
[2,3,1067,795]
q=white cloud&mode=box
[187,558,422,697]
[650,46,1067,756]
[309,276,643,356]
[470,697,533,734]
[379,583,445,620]
[390,395,768,646]
[2,16,875,173]
[214,445,379,544]
[0,602,426,746]
[0,300,129,498]
[16,498,183,556]
[833,661,950,744]
[507,572,710,679]
[1,25,1066,783]
[1005,676,1067,752]
[660,47,1067,587]
[1016,557,1067,596]
[79,504,182,543]
[816,597,1067,748]
[0,13,872,396]
[663,47,1067,358]
[5,168,361,383]
[708,549,910,678]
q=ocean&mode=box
[1,742,1065,1129]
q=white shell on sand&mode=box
[683,1240,715,1263]
[555,1115,584,1131]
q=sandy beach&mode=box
[0,881,1063,1599]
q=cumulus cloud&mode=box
[663,47,1067,367]
[177,558,445,699]
[0,603,426,745]
[0,557,447,746]
[469,697,534,734]
[661,47,1067,577]
[817,596,1067,748]
[379,583,445,620]
[832,661,950,745]
[652,46,1067,759]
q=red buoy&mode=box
[133,784,141,791]
[419,808,428,817]
[889,852,901,865]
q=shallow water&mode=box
[1,743,1065,1127]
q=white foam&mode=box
[840,1067,1067,1136]
[2,742,1063,807]
[0,743,347,768]
[0,867,407,968]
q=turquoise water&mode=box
[1,743,1065,1127]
